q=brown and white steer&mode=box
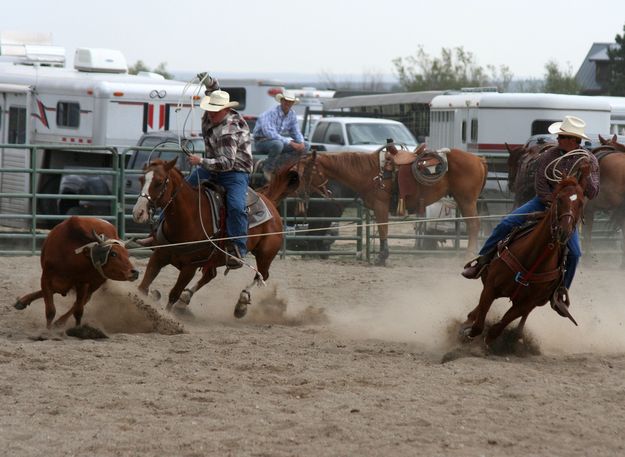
[14,216,139,328]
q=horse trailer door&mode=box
[0,89,31,227]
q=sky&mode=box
[2,0,625,84]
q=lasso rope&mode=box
[544,148,591,183]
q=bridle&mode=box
[550,186,579,246]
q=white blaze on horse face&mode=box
[132,171,154,223]
[570,194,578,201]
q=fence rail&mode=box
[0,143,621,259]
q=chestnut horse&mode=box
[132,158,294,317]
[507,135,625,268]
[291,147,487,265]
[460,173,588,344]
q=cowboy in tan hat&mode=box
[462,115,600,315]
[252,90,309,177]
[184,89,253,269]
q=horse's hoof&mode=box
[234,291,251,319]
[374,258,386,266]
[179,289,192,305]
[150,289,162,301]
[14,299,28,310]
[234,303,247,319]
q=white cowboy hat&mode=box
[548,115,590,140]
[275,90,300,104]
[200,90,239,112]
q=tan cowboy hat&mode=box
[548,115,590,140]
[275,90,300,104]
[199,90,239,112]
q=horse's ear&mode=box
[311,149,317,161]
[612,134,618,143]
[504,142,512,153]
[165,157,178,170]
[598,134,606,145]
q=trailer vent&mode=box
[74,48,128,74]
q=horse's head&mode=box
[506,143,526,189]
[550,175,586,245]
[132,157,179,224]
[598,133,625,152]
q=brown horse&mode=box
[288,147,487,265]
[131,158,294,317]
[507,135,625,268]
[460,173,588,345]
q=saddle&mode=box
[396,148,450,200]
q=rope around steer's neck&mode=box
[74,239,126,280]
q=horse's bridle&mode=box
[550,187,578,246]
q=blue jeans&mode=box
[256,139,310,172]
[479,196,581,288]
[187,168,249,256]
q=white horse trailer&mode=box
[428,92,612,153]
[0,40,204,225]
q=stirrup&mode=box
[550,287,570,316]
[225,245,244,270]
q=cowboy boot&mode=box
[461,246,497,279]
[461,255,488,279]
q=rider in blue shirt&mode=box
[253,90,309,177]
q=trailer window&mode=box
[531,120,557,135]
[470,119,478,142]
[8,106,27,144]
[222,87,246,111]
[56,102,80,128]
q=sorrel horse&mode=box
[460,171,588,344]
[132,158,294,317]
[290,147,487,265]
[507,135,625,268]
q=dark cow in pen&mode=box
[14,216,139,328]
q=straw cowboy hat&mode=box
[548,115,590,140]
[275,90,300,104]
[200,90,239,112]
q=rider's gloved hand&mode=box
[196,72,220,94]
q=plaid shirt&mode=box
[252,105,304,145]
[535,146,600,202]
[200,110,253,173]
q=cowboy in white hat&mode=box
[252,89,309,177]
[184,89,253,269]
[462,115,600,315]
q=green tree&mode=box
[128,60,173,80]
[128,60,149,75]
[543,60,579,94]
[392,46,512,92]
[607,24,625,95]
[153,62,173,80]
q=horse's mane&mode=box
[317,152,379,176]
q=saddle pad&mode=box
[246,188,273,229]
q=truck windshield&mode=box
[346,123,416,146]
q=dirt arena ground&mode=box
[1,251,625,457]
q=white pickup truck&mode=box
[309,117,418,152]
